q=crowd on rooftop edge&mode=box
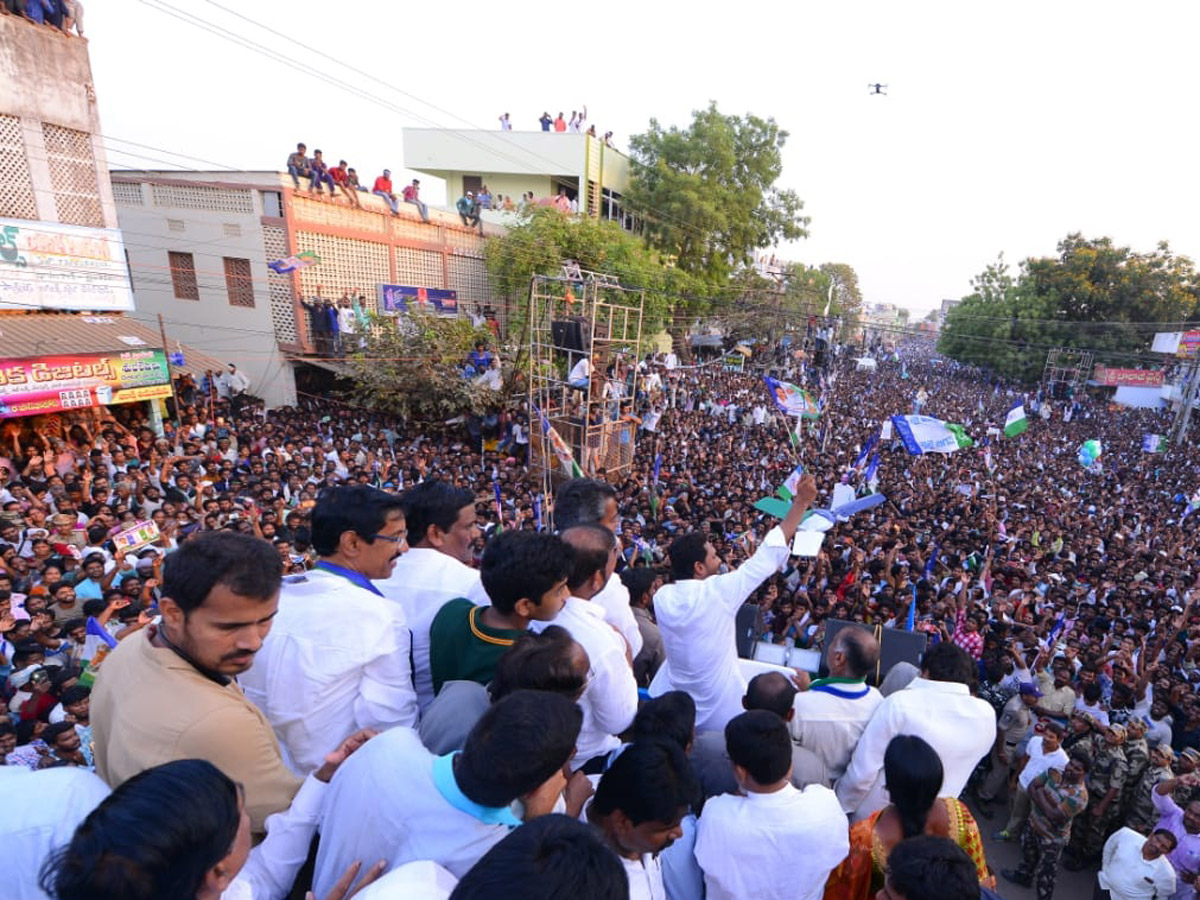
[284,110,605,231]
[3,318,1200,900]
[1,0,82,34]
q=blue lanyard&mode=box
[315,561,383,596]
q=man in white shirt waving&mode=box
[242,485,417,775]
[695,709,849,900]
[378,480,489,712]
[533,523,638,772]
[654,474,818,733]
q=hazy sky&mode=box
[89,1,1200,315]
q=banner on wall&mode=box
[0,349,172,419]
[1092,366,1164,387]
[378,284,459,317]
[0,218,135,312]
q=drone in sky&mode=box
[868,83,888,96]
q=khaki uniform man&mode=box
[1126,743,1175,834]
[1065,724,1128,868]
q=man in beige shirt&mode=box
[91,530,300,833]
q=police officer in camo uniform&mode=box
[1120,718,1150,819]
[1175,748,1200,808]
[1127,743,1176,835]
[1064,722,1128,869]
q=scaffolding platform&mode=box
[527,266,645,497]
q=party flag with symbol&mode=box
[1004,401,1028,438]
[763,376,820,419]
[492,480,504,532]
[532,403,584,478]
[1142,433,1167,454]
[777,464,806,501]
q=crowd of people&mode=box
[1,0,82,34]
[2,322,1199,900]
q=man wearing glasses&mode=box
[242,484,417,775]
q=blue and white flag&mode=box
[1142,433,1167,454]
[864,452,881,492]
[890,415,974,456]
[853,433,879,470]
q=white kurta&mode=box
[377,547,489,711]
[654,526,790,732]
[0,766,111,900]
[835,677,995,820]
[313,728,511,898]
[241,568,418,775]
[592,571,643,658]
[224,775,327,900]
[694,783,848,900]
[789,681,884,782]
[533,596,638,764]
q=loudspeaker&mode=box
[820,619,927,686]
[551,318,587,353]
[735,603,762,660]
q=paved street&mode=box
[964,795,1100,900]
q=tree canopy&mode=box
[623,102,810,283]
[484,206,704,335]
[938,235,1200,381]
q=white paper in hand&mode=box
[791,530,826,557]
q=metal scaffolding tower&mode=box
[527,265,645,504]
[1040,348,1094,400]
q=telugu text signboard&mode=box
[0,218,135,312]
[378,284,459,317]
[1093,366,1165,387]
[0,349,171,419]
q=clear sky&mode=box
[90,0,1200,316]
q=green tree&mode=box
[624,102,809,283]
[485,206,698,336]
[346,310,499,422]
[819,263,864,320]
[939,237,1200,381]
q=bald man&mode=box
[692,672,830,798]
[790,628,884,781]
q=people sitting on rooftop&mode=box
[286,143,311,191]
[402,179,430,223]
[307,150,336,198]
[373,169,399,216]
[330,160,361,209]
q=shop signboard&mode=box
[1179,331,1200,359]
[1092,366,1164,387]
[378,284,459,317]
[0,218,135,312]
[0,349,171,419]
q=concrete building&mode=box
[403,128,632,226]
[0,14,127,308]
[0,16,222,427]
[111,170,502,407]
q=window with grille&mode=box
[223,257,255,307]
[0,115,38,220]
[42,123,104,227]
[168,251,199,300]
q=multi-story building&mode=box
[111,170,502,407]
[0,15,221,427]
[403,128,632,226]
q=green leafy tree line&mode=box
[939,235,1200,381]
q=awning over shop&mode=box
[287,355,357,378]
[0,312,227,419]
[0,312,226,379]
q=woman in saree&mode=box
[823,734,994,900]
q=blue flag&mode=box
[533,493,543,531]
[854,433,879,470]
